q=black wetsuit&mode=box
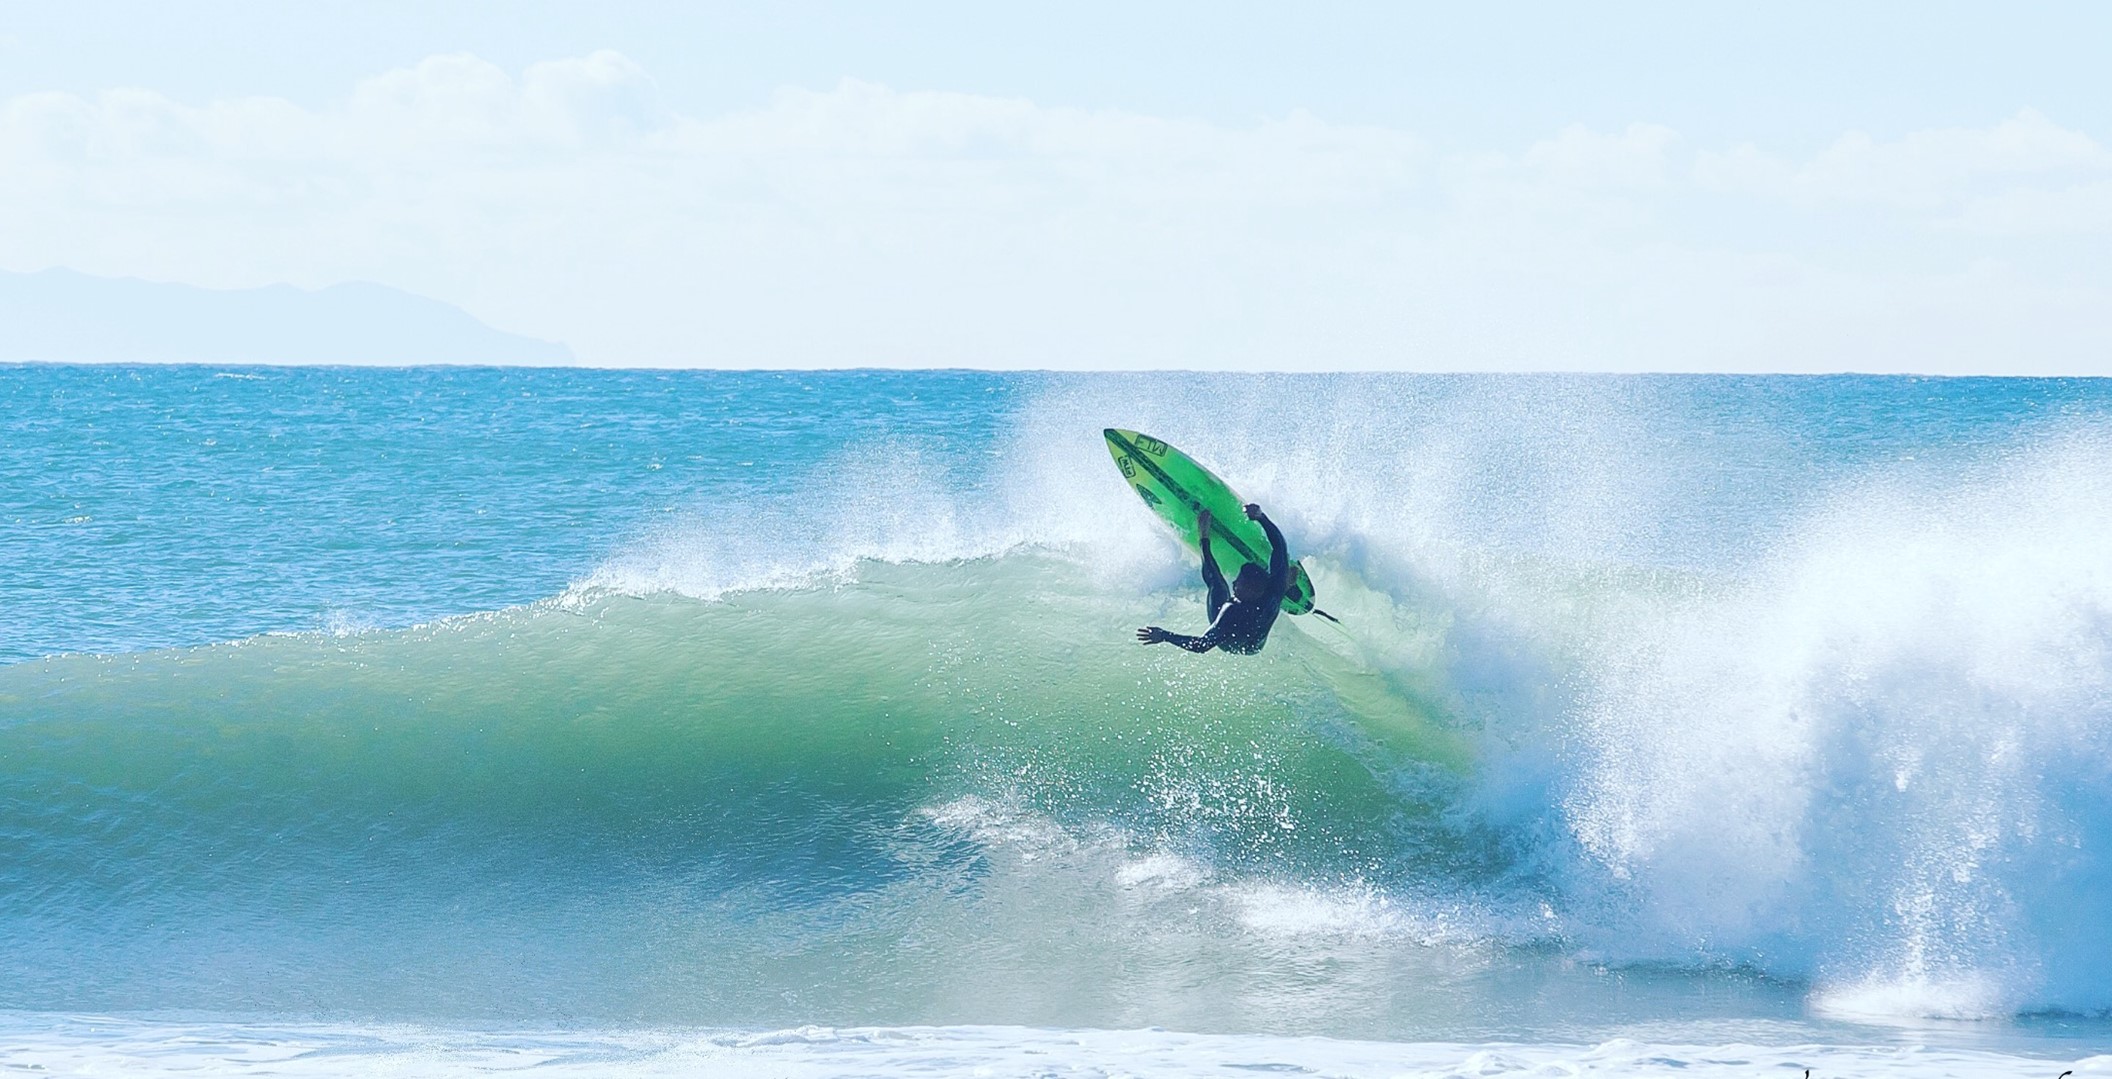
[1156,510,1291,655]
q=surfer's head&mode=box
[1233,563,1269,601]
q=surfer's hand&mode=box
[1196,509,1212,537]
[1243,503,1263,521]
[1136,627,1169,645]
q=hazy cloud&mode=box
[1525,123,1680,190]
[1,53,2107,371]
[1695,109,2112,214]
[1954,181,2112,236]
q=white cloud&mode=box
[1524,122,1679,190]
[671,82,1424,212]
[1954,181,2112,237]
[1696,109,2112,213]
[0,53,2107,372]
[345,51,671,153]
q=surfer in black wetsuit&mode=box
[1136,503,1290,655]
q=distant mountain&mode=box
[0,268,572,365]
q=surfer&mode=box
[1136,503,1290,655]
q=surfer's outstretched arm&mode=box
[1247,504,1291,590]
[1136,626,1218,653]
[1197,510,1231,618]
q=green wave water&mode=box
[0,554,1514,1029]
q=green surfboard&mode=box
[1104,428,1317,616]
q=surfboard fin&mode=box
[1310,607,1342,624]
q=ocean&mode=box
[3,365,2109,1076]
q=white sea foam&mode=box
[0,1013,2094,1078]
[1556,433,2112,1016]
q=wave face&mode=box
[4,367,2112,1036]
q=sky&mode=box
[3,2,2110,372]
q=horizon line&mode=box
[2,359,2101,380]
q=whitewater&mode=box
[2,365,2108,1075]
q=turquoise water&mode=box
[3,366,2111,1057]
[2,367,1020,660]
